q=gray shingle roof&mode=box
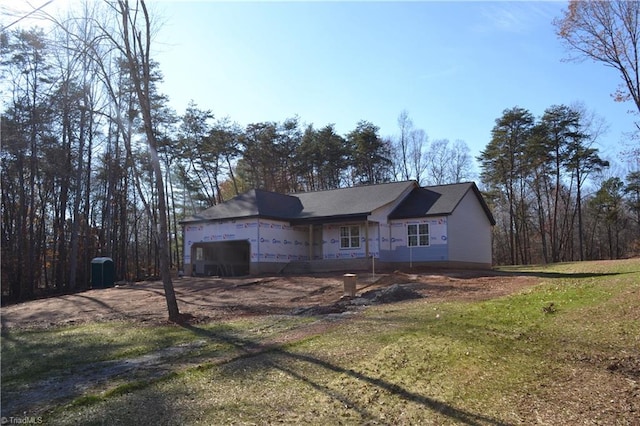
[180,181,495,226]
[181,189,302,223]
[388,182,496,225]
[292,181,416,221]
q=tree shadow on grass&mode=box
[495,270,633,280]
[181,323,514,426]
[70,293,133,317]
[1,328,134,418]
[390,266,638,286]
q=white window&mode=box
[196,247,203,260]
[408,223,429,247]
[340,225,360,249]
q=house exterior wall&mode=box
[184,219,257,269]
[255,219,310,262]
[447,190,493,266]
[321,222,380,260]
[319,187,415,261]
[183,218,311,275]
[380,217,449,262]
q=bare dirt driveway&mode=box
[1,269,539,330]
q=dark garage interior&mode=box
[191,240,250,277]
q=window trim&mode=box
[339,225,361,249]
[407,223,430,247]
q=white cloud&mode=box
[472,2,561,35]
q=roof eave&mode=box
[389,212,453,220]
[289,212,371,226]
[179,214,261,225]
[433,183,496,226]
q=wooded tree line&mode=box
[479,105,640,265]
[2,0,639,304]
[178,105,473,203]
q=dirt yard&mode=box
[1,269,539,330]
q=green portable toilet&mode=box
[91,257,115,288]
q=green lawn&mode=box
[2,259,638,425]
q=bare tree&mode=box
[396,110,413,181]
[109,0,180,321]
[425,139,451,185]
[424,138,473,185]
[447,139,474,183]
[555,1,640,137]
[408,128,428,185]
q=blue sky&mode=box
[2,0,637,171]
[150,1,636,169]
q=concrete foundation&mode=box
[183,258,493,278]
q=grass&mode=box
[2,259,639,425]
[1,315,314,388]
[2,322,192,384]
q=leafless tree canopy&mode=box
[555,1,640,130]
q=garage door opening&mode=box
[191,240,250,277]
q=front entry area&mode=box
[191,240,250,277]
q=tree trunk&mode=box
[117,0,180,321]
